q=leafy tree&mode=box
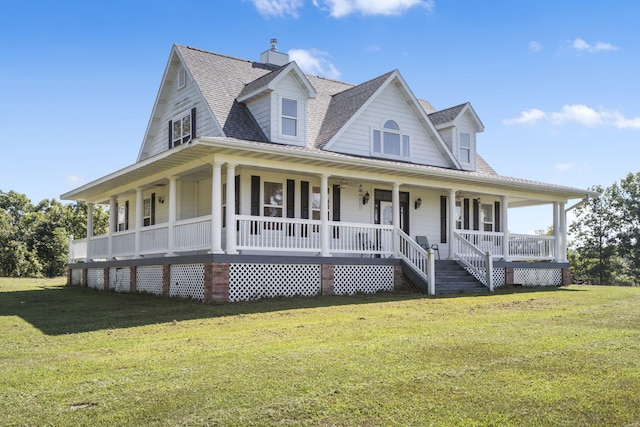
[609,172,640,281]
[569,185,618,285]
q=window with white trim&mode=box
[263,181,283,217]
[372,120,410,158]
[481,203,494,232]
[172,111,192,147]
[459,132,471,163]
[281,97,298,137]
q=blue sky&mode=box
[1,0,638,233]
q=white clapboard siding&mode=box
[328,84,450,167]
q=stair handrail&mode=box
[397,229,435,295]
[453,231,494,292]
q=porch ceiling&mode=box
[61,136,596,204]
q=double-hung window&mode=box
[481,203,494,232]
[264,181,283,218]
[459,132,471,163]
[373,120,410,159]
[281,98,298,137]
[171,111,192,147]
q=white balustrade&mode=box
[329,222,394,256]
[453,231,493,291]
[456,230,503,258]
[397,229,435,295]
[88,235,109,259]
[509,234,555,260]
[236,215,321,252]
[139,224,169,255]
[174,216,212,251]
[69,237,88,262]
[112,230,135,257]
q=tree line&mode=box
[570,172,640,286]
[0,190,108,277]
[1,172,639,283]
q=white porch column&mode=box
[559,201,567,262]
[86,202,94,238]
[320,174,330,257]
[166,176,178,257]
[225,163,238,255]
[501,195,510,261]
[448,189,457,260]
[134,188,143,258]
[392,182,400,256]
[108,196,117,259]
[210,161,223,254]
[553,202,561,262]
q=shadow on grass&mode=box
[0,284,428,336]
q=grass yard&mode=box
[1,278,639,426]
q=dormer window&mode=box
[372,120,410,159]
[281,97,298,137]
[460,132,471,163]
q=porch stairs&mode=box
[433,260,488,295]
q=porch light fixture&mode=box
[158,196,165,204]
[363,191,370,205]
[414,197,422,210]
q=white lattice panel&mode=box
[70,269,83,286]
[109,267,131,292]
[87,268,104,290]
[334,265,394,295]
[514,268,562,286]
[465,266,487,286]
[136,265,164,296]
[170,264,205,301]
[493,268,506,288]
[229,263,321,302]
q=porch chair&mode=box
[416,236,440,260]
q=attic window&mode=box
[177,67,186,89]
[281,98,298,137]
[460,132,471,163]
[171,111,192,147]
[372,120,410,159]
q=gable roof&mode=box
[429,102,485,132]
[237,61,316,103]
[316,71,394,149]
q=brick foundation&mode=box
[211,262,230,302]
[321,264,335,295]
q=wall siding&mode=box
[270,74,307,146]
[145,67,220,159]
[245,93,271,139]
[328,85,450,167]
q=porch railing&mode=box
[398,229,435,295]
[140,224,169,255]
[237,215,321,252]
[329,222,394,256]
[453,231,494,291]
[456,230,504,259]
[509,233,555,260]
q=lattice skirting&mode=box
[70,269,83,286]
[170,264,205,300]
[229,263,321,302]
[109,267,131,292]
[136,265,164,296]
[514,268,562,286]
[334,265,394,295]
[87,268,104,290]
[493,268,506,288]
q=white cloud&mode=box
[529,41,543,52]
[366,44,381,52]
[313,0,434,17]
[505,104,640,129]
[571,38,618,53]
[248,0,304,17]
[503,108,547,125]
[288,48,341,79]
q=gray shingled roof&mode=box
[428,103,467,126]
[316,71,394,148]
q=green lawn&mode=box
[1,278,639,426]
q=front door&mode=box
[374,189,409,235]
